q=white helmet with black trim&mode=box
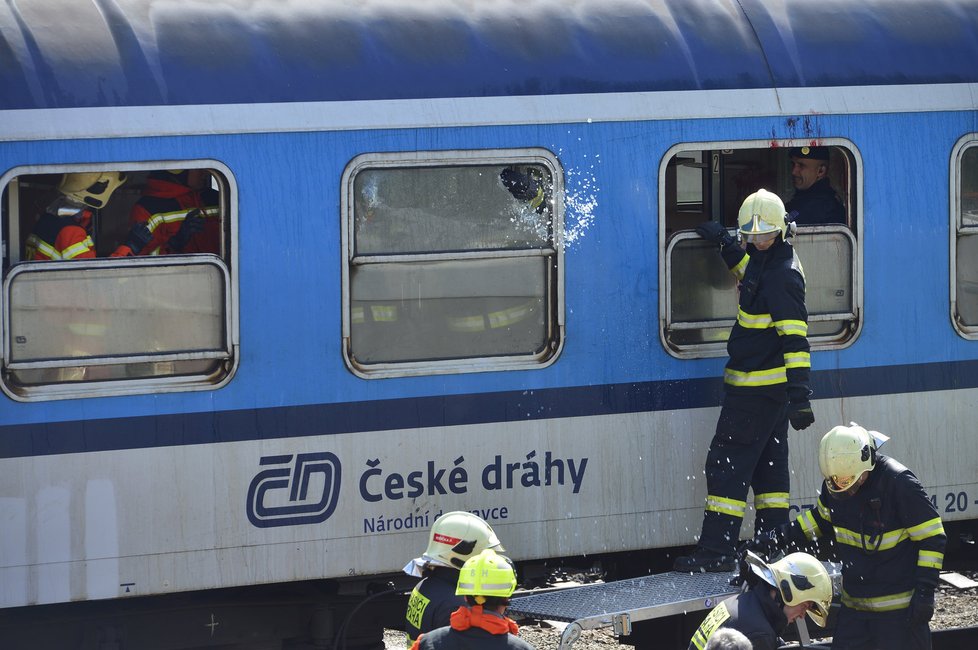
[402,511,504,576]
[818,423,890,495]
[737,188,792,244]
[745,551,833,627]
[58,171,127,209]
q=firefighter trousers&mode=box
[698,392,789,556]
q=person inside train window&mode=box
[25,172,154,260]
[785,147,846,226]
[744,424,945,650]
[689,552,833,650]
[674,189,813,573]
[403,512,507,648]
[410,549,534,650]
[129,169,220,255]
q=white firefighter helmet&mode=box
[818,423,890,494]
[737,188,788,244]
[58,171,127,209]
[745,551,833,627]
[403,511,504,576]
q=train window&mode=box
[0,163,237,400]
[952,136,978,336]
[660,141,861,357]
[341,149,563,378]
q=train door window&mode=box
[952,135,978,336]
[341,149,563,378]
[0,163,237,401]
[660,141,861,357]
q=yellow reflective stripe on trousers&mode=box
[774,319,808,336]
[784,351,811,369]
[706,495,746,518]
[918,549,944,570]
[62,235,95,260]
[724,366,787,387]
[755,492,789,510]
[737,308,772,329]
[834,525,909,551]
[908,516,945,542]
[842,589,913,612]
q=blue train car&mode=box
[2,0,978,646]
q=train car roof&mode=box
[1,0,977,111]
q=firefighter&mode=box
[410,549,533,650]
[674,189,814,572]
[25,172,150,260]
[129,169,220,255]
[689,551,833,650]
[747,424,945,650]
[403,512,506,647]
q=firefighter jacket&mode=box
[786,178,846,226]
[405,567,463,646]
[689,584,787,650]
[411,605,533,650]
[130,176,220,255]
[717,237,810,404]
[25,211,96,261]
[786,455,945,612]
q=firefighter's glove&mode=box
[500,167,545,211]
[123,222,153,256]
[739,529,783,561]
[788,400,815,431]
[695,221,735,248]
[168,208,205,252]
[909,585,935,625]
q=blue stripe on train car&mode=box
[1,0,977,111]
[4,359,978,460]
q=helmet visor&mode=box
[807,601,830,627]
[824,473,864,500]
[741,229,780,244]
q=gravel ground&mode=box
[385,570,978,650]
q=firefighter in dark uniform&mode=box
[689,551,832,650]
[748,424,945,650]
[675,189,814,573]
[785,146,846,226]
[403,512,506,647]
[410,549,533,650]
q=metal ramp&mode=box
[508,570,739,650]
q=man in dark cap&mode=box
[785,147,846,226]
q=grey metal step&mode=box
[509,570,738,629]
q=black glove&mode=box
[500,167,545,208]
[167,208,205,252]
[909,585,935,625]
[123,222,153,255]
[695,221,735,248]
[788,400,815,431]
[738,528,783,560]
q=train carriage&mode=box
[1,0,978,647]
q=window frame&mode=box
[340,148,565,379]
[0,159,239,401]
[951,133,978,338]
[658,138,863,359]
